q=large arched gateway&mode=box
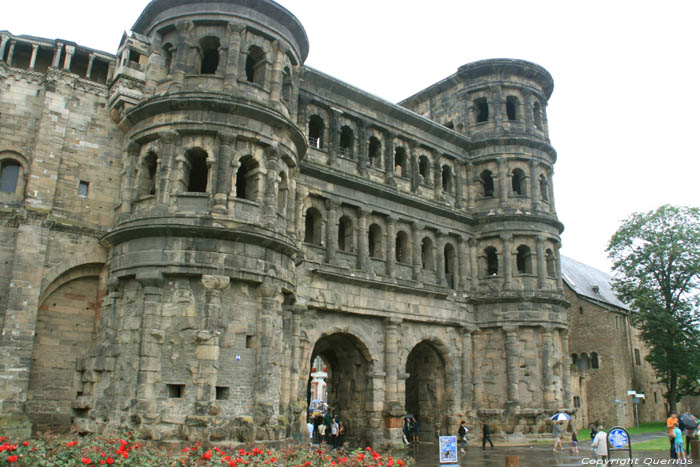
[405,340,449,440]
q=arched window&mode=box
[200,37,220,74]
[485,247,498,276]
[591,352,600,369]
[475,97,489,123]
[277,171,288,215]
[282,66,292,106]
[533,101,543,129]
[0,160,21,193]
[480,170,494,198]
[304,207,322,245]
[441,165,453,192]
[539,174,549,201]
[444,243,456,289]
[236,156,260,201]
[185,149,208,193]
[308,115,324,149]
[516,245,532,274]
[580,353,590,371]
[368,137,382,168]
[163,43,175,74]
[245,45,266,85]
[506,96,518,121]
[339,126,354,158]
[338,216,354,253]
[418,156,430,184]
[139,152,158,196]
[394,147,407,177]
[571,354,579,371]
[395,230,410,263]
[368,224,383,258]
[546,249,556,277]
[421,237,434,271]
[511,168,526,196]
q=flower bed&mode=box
[0,434,414,467]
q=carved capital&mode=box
[201,275,231,290]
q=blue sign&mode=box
[439,436,458,464]
[608,428,629,448]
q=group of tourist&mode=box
[307,412,346,448]
[401,416,420,445]
[666,411,698,461]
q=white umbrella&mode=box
[550,412,571,421]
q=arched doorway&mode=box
[309,333,373,446]
[405,340,448,440]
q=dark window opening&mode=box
[368,224,382,258]
[506,96,518,121]
[245,45,266,85]
[441,164,453,192]
[304,207,322,245]
[573,396,581,408]
[421,237,434,271]
[516,245,532,274]
[579,306,584,315]
[539,174,549,201]
[200,37,220,74]
[2,41,12,63]
[163,43,175,74]
[236,156,259,201]
[34,47,54,73]
[0,160,20,193]
[78,180,89,197]
[571,354,579,370]
[141,152,158,196]
[216,386,230,400]
[546,249,556,277]
[338,216,353,252]
[246,335,253,349]
[282,66,292,105]
[511,168,526,196]
[185,149,208,193]
[368,137,382,168]
[89,58,109,84]
[394,147,408,177]
[11,42,32,69]
[533,102,543,129]
[396,231,409,263]
[480,170,494,198]
[580,354,590,370]
[167,384,184,399]
[70,50,90,78]
[485,247,498,276]
[339,126,354,158]
[475,98,489,123]
[308,115,324,149]
[634,348,641,366]
[444,243,456,289]
[591,352,599,369]
[418,156,430,183]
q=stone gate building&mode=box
[0,0,570,445]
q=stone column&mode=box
[554,241,564,292]
[541,327,556,409]
[524,94,534,135]
[214,133,235,213]
[326,199,339,264]
[501,234,513,290]
[357,209,370,272]
[196,275,230,405]
[262,148,279,226]
[529,159,540,212]
[29,44,39,70]
[254,279,284,425]
[158,132,179,206]
[357,120,368,176]
[328,108,341,166]
[536,235,546,289]
[120,142,140,213]
[288,304,305,419]
[6,41,16,66]
[454,161,463,208]
[504,326,520,409]
[494,87,504,130]
[461,325,475,411]
[294,187,308,247]
[465,162,474,209]
[223,23,242,91]
[385,216,396,277]
[62,45,75,71]
[384,318,402,406]
[436,233,446,286]
[51,42,63,68]
[469,238,479,291]
[560,328,571,408]
[135,272,165,407]
[548,169,557,214]
[412,222,423,281]
[433,154,442,199]
[498,157,508,206]
[456,235,467,291]
[409,142,419,193]
[286,178,297,238]
[384,132,395,185]
[269,40,284,102]
[86,54,95,79]
[0,37,9,62]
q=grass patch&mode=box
[632,437,671,451]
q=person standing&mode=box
[591,425,608,463]
[482,421,494,448]
[680,411,698,454]
[411,417,420,445]
[667,413,679,460]
[337,421,346,447]
[589,423,598,460]
[552,421,563,452]
[458,420,469,454]
[571,430,579,454]
[330,417,339,448]
[674,422,687,461]
[402,417,410,445]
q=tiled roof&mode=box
[561,256,629,311]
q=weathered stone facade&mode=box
[0,0,571,445]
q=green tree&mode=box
[607,205,700,414]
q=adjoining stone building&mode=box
[563,256,666,428]
[0,0,571,445]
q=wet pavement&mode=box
[402,433,687,467]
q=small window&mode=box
[236,156,260,201]
[245,45,266,85]
[246,335,253,349]
[580,353,590,370]
[216,386,230,400]
[533,101,543,129]
[421,237,434,271]
[338,216,353,253]
[546,249,556,277]
[140,152,158,196]
[304,207,323,245]
[167,384,184,399]
[418,156,430,183]
[485,247,498,276]
[441,165,453,192]
[282,66,292,106]
[511,169,526,196]
[591,352,599,369]
[163,43,175,74]
[506,96,518,121]
[573,396,581,408]
[185,149,208,192]
[368,137,382,168]
[444,243,456,289]
[475,97,489,123]
[0,160,20,193]
[539,175,549,201]
[394,147,408,177]
[571,354,579,369]
[339,126,354,158]
[308,115,324,149]
[480,170,494,198]
[579,306,584,315]
[368,224,383,259]
[516,245,532,274]
[78,180,89,197]
[395,230,409,263]
[634,348,641,366]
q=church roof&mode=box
[561,256,629,312]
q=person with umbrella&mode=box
[550,413,570,453]
[679,411,698,454]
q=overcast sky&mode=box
[6,1,699,273]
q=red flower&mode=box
[202,450,213,460]
[366,446,372,451]
[82,458,93,464]
[21,441,29,447]
[304,461,311,466]
[7,455,18,463]
[106,458,114,465]
[67,440,79,447]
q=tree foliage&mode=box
[607,205,700,413]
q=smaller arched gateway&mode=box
[309,332,375,446]
[405,340,449,440]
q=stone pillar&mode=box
[524,93,534,135]
[465,162,474,209]
[554,241,564,292]
[328,108,341,166]
[385,216,396,277]
[286,178,297,238]
[501,234,513,290]
[0,36,9,62]
[120,141,140,213]
[135,272,165,405]
[469,238,479,291]
[454,161,463,208]
[288,305,305,419]
[436,233,446,286]
[51,42,63,68]
[326,199,339,264]
[158,131,179,206]
[409,142,419,193]
[494,87,504,130]
[269,40,284,102]
[384,132,395,185]
[548,169,557,214]
[412,222,423,281]
[223,23,242,91]
[213,133,235,213]
[433,153,442,199]
[536,235,546,289]
[62,45,75,71]
[384,318,402,406]
[560,328,571,408]
[196,275,229,405]
[357,120,368,176]
[541,327,556,409]
[254,279,283,425]
[461,325,475,411]
[86,54,95,79]
[294,187,308,247]
[262,149,279,226]
[6,41,16,67]
[498,157,508,207]
[29,44,39,70]
[504,326,520,409]
[456,236,467,291]
[357,209,370,272]
[529,159,540,212]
